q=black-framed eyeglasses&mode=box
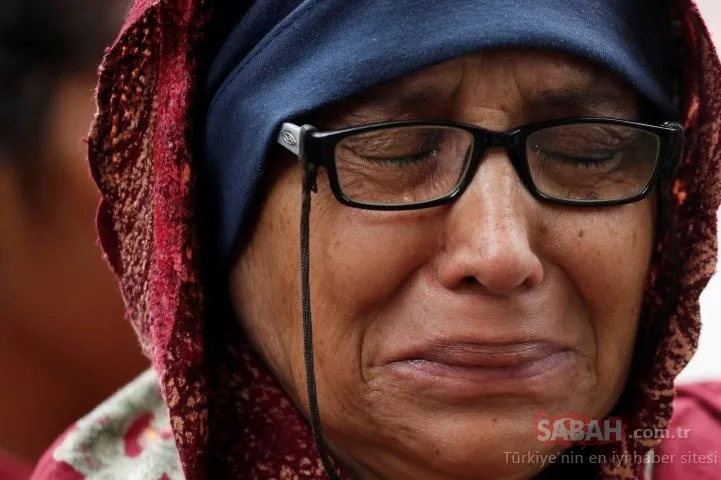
[277,118,685,209]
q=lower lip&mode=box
[387,351,579,400]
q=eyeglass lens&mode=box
[333,123,661,206]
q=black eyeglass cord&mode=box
[300,144,342,480]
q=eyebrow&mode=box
[354,84,456,111]
[326,81,638,128]
[356,81,634,114]
[327,84,457,127]
[533,85,638,118]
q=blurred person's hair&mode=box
[0,0,127,168]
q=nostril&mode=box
[437,247,545,296]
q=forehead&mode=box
[319,49,639,127]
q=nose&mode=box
[437,148,544,295]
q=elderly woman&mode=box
[33,0,721,479]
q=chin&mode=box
[349,404,577,480]
[406,418,565,480]
[425,382,616,477]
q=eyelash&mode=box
[533,147,623,169]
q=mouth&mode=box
[385,341,581,400]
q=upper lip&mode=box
[386,339,576,368]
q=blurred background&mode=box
[0,1,718,478]
[0,1,147,478]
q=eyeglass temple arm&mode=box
[277,122,303,156]
[662,121,685,163]
[278,122,320,192]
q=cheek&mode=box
[539,199,655,412]
[230,165,439,407]
[230,165,308,400]
[313,206,443,320]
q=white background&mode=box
[675,0,720,382]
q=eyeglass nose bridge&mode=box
[473,126,520,149]
[469,128,524,171]
[462,127,535,198]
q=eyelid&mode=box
[341,128,444,154]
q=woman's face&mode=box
[231,50,655,480]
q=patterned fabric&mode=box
[31,0,721,479]
[45,370,183,480]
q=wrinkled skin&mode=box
[231,50,656,480]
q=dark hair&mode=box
[0,0,127,163]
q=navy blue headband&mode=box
[203,0,676,268]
